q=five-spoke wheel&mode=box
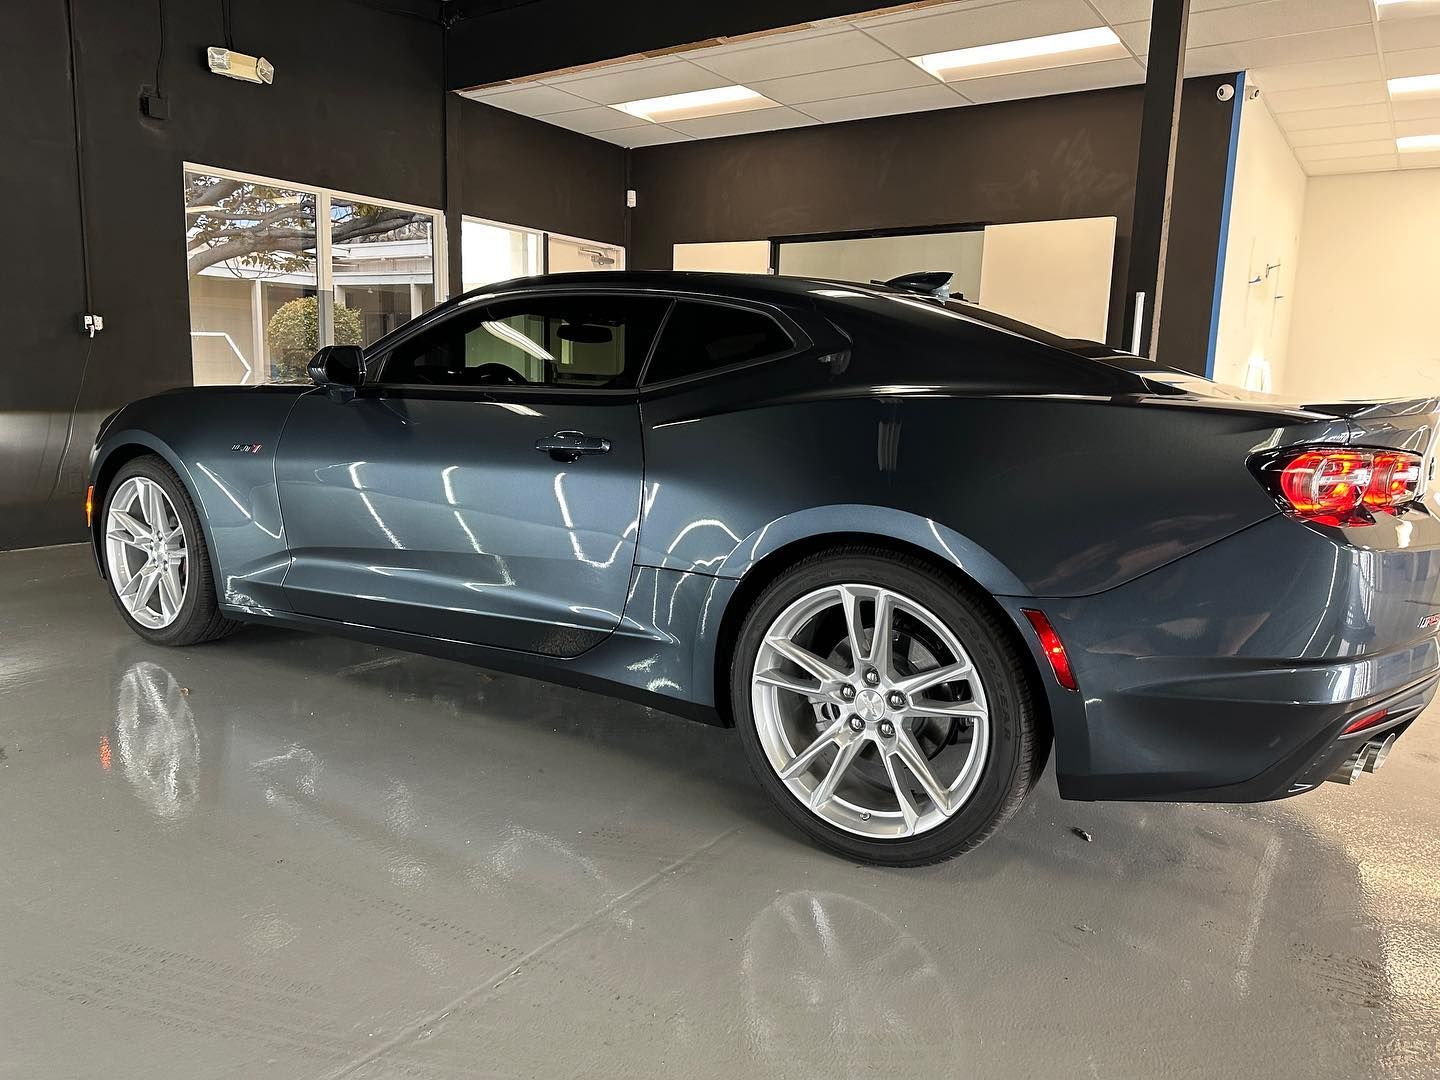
[733,548,1043,865]
[105,475,189,629]
[99,456,238,646]
[752,583,990,839]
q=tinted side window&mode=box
[643,301,793,385]
[379,295,668,389]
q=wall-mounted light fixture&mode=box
[206,47,273,85]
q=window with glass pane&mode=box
[331,199,436,347]
[462,219,542,292]
[184,172,318,385]
[644,301,794,384]
[379,296,667,389]
[546,235,624,273]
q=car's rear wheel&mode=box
[102,456,238,646]
[732,548,1042,865]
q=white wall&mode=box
[977,218,1116,341]
[673,240,772,273]
[1284,169,1440,401]
[1211,91,1307,393]
[777,231,986,302]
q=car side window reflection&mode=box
[378,295,669,390]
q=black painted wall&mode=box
[629,76,1238,370]
[0,0,625,549]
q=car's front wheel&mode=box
[732,548,1042,865]
[101,455,238,646]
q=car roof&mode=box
[456,270,862,305]
[404,269,1094,363]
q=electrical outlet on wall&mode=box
[140,85,169,119]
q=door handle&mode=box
[534,430,611,462]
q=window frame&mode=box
[367,287,811,398]
[370,287,675,397]
[183,161,449,362]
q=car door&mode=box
[274,290,671,657]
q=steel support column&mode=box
[1123,0,1191,358]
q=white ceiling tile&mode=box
[463,83,595,116]
[1185,0,1373,50]
[1399,149,1440,167]
[1287,121,1395,146]
[750,60,936,105]
[796,83,966,122]
[665,106,820,139]
[1395,116,1440,137]
[1296,139,1400,160]
[1088,0,1260,22]
[861,0,1104,58]
[1305,153,1399,173]
[1279,101,1394,129]
[1086,0,1152,22]
[1179,26,1378,74]
[541,106,651,134]
[1263,81,1388,112]
[690,29,896,83]
[950,56,1145,102]
[1384,46,1440,79]
[594,124,695,148]
[1379,13,1440,50]
[1110,21,1152,54]
[857,0,1023,27]
[1248,55,1383,91]
[1392,95,1440,121]
[547,60,731,106]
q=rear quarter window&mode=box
[643,301,793,385]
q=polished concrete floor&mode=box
[2,543,1439,1079]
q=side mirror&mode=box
[308,345,365,402]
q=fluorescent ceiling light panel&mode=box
[1398,133,1440,150]
[1389,74,1440,96]
[610,85,775,123]
[911,28,1125,82]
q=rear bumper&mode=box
[1003,513,1440,802]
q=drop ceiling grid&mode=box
[455,0,1440,174]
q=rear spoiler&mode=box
[872,271,953,302]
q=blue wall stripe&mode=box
[1204,71,1246,379]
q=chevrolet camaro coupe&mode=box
[88,271,1438,864]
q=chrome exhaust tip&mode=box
[1326,751,1366,785]
[1362,733,1398,774]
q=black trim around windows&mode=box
[365,285,811,397]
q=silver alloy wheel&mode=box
[751,583,990,839]
[105,476,189,629]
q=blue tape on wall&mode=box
[1205,71,1246,379]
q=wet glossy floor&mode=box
[3,544,1439,1079]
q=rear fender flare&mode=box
[713,504,1029,596]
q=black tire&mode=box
[101,455,240,647]
[731,547,1043,866]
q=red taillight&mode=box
[1342,708,1388,735]
[1364,451,1422,509]
[1022,609,1077,692]
[1269,447,1424,526]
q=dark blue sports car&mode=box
[88,271,1439,864]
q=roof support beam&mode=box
[1123,0,1191,358]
